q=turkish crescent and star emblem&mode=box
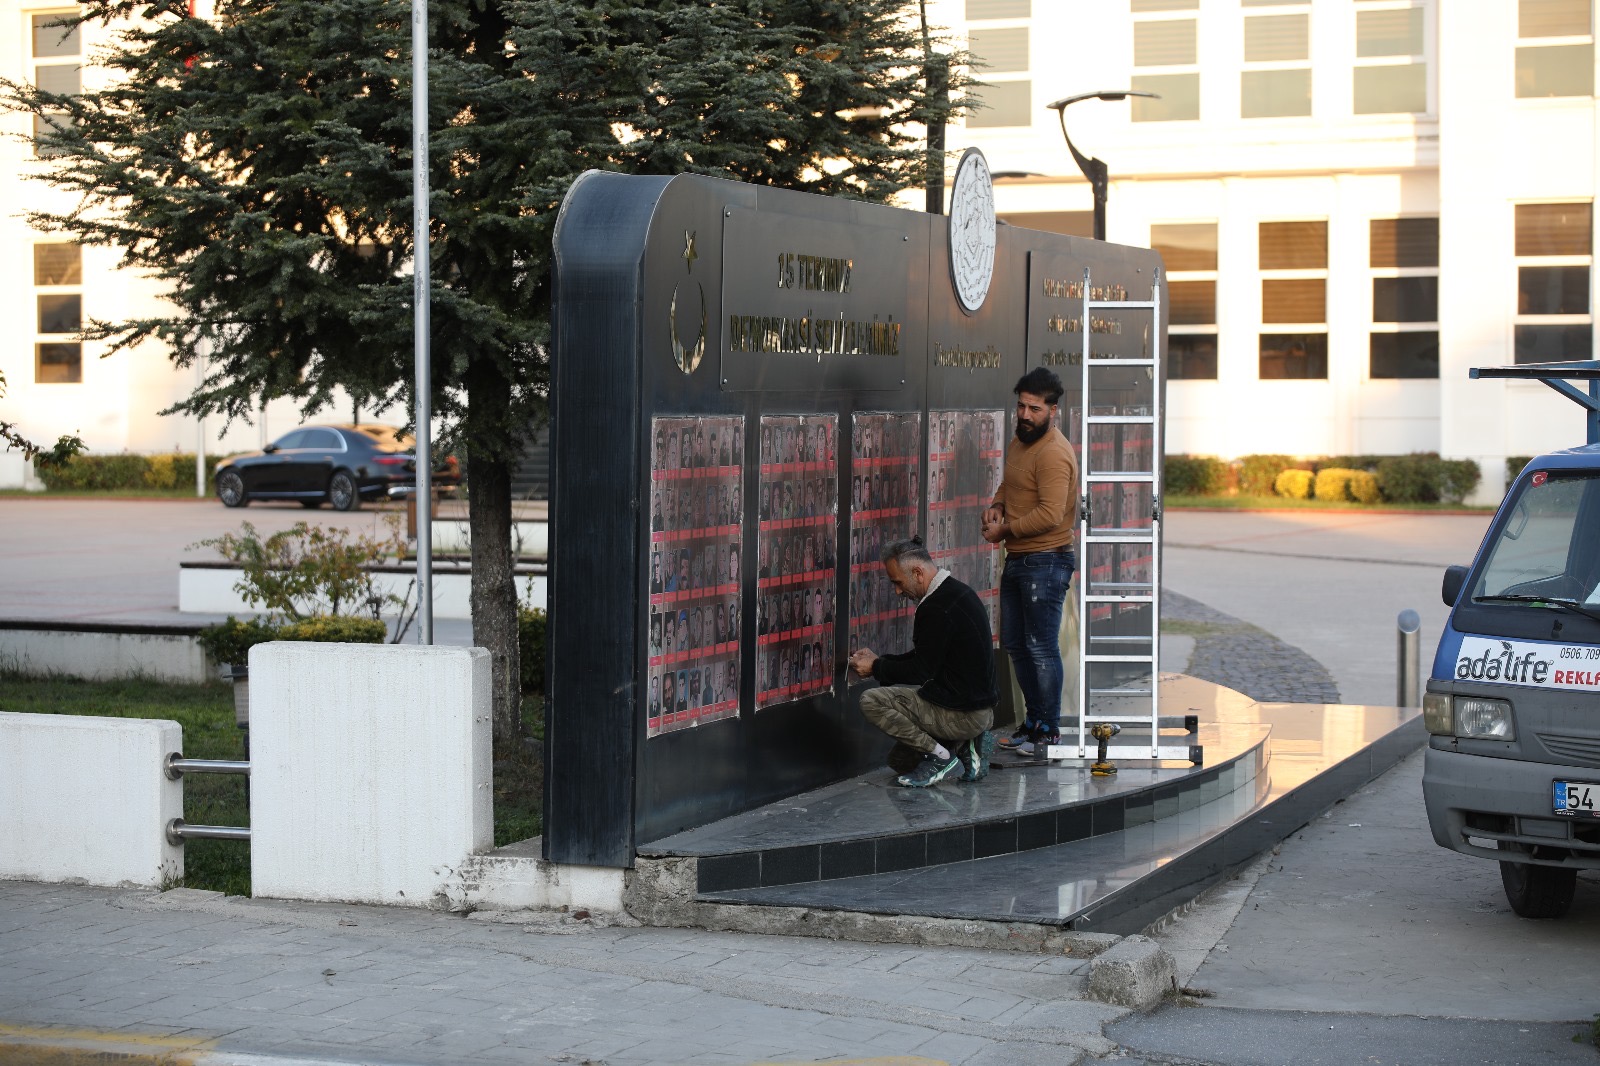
[671,229,705,375]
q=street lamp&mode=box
[1046,90,1158,242]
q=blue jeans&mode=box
[999,549,1075,734]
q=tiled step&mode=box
[639,676,1272,894]
[694,701,1423,935]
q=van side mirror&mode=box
[262,443,278,454]
[1442,565,1469,607]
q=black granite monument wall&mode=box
[546,170,1164,867]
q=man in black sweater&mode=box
[848,537,999,788]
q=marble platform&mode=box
[639,675,1423,935]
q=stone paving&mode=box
[0,881,1126,1065]
[1162,590,1340,706]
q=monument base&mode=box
[462,674,1421,945]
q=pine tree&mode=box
[3,0,964,740]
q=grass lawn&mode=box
[1,674,544,895]
[1166,493,1496,512]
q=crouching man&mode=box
[847,537,999,788]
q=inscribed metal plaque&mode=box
[647,415,744,738]
[927,410,1006,643]
[755,414,838,709]
[847,412,922,658]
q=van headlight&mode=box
[1455,697,1516,740]
[1423,692,1453,735]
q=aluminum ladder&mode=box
[1047,266,1200,765]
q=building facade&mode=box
[931,0,1600,501]
[5,0,1598,500]
[0,2,378,488]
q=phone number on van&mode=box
[1454,635,1600,690]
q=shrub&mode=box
[1314,454,1385,473]
[192,519,408,622]
[1375,453,1481,504]
[1375,454,1436,502]
[1275,468,1314,499]
[196,616,280,666]
[1440,459,1481,504]
[1507,456,1533,484]
[1238,454,1294,496]
[35,451,224,492]
[1164,454,1229,496]
[278,616,387,644]
[519,605,548,695]
[1313,467,1356,501]
[197,614,385,668]
[1349,470,1381,503]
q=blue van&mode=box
[1424,443,1600,918]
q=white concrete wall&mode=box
[0,712,182,887]
[0,628,210,683]
[179,566,546,619]
[248,642,493,906]
[0,451,44,490]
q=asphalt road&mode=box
[1163,509,1496,706]
[1114,749,1600,1065]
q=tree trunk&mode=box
[466,369,523,743]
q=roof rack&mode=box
[1471,359,1600,444]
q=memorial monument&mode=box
[546,156,1165,868]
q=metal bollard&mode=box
[1396,609,1422,707]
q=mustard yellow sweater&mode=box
[991,429,1078,552]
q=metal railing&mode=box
[164,752,251,846]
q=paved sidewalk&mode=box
[0,881,1124,1066]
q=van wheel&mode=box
[1500,857,1577,918]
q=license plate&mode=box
[1553,780,1600,817]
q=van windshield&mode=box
[1473,473,1600,607]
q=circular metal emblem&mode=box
[948,147,996,315]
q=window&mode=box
[966,8,1031,127]
[1132,0,1199,122]
[1153,223,1218,379]
[1517,0,1593,98]
[34,242,82,384]
[1370,217,1439,378]
[1259,221,1327,378]
[1354,4,1427,114]
[1515,203,1592,362]
[1243,4,1312,118]
[30,13,81,157]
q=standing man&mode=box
[848,538,998,788]
[982,367,1079,755]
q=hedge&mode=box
[1375,453,1480,504]
[1238,454,1294,496]
[1275,468,1314,499]
[1507,456,1533,484]
[1313,468,1355,501]
[196,614,386,666]
[36,451,225,492]
[1164,454,1230,496]
[519,605,548,695]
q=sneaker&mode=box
[1015,727,1061,757]
[959,731,996,782]
[896,750,961,788]
[996,724,1036,750]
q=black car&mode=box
[215,424,460,511]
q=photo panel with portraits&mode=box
[647,415,745,738]
[755,414,838,709]
[926,410,1006,642]
[847,411,921,659]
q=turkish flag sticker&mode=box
[1532,471,1548,487]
